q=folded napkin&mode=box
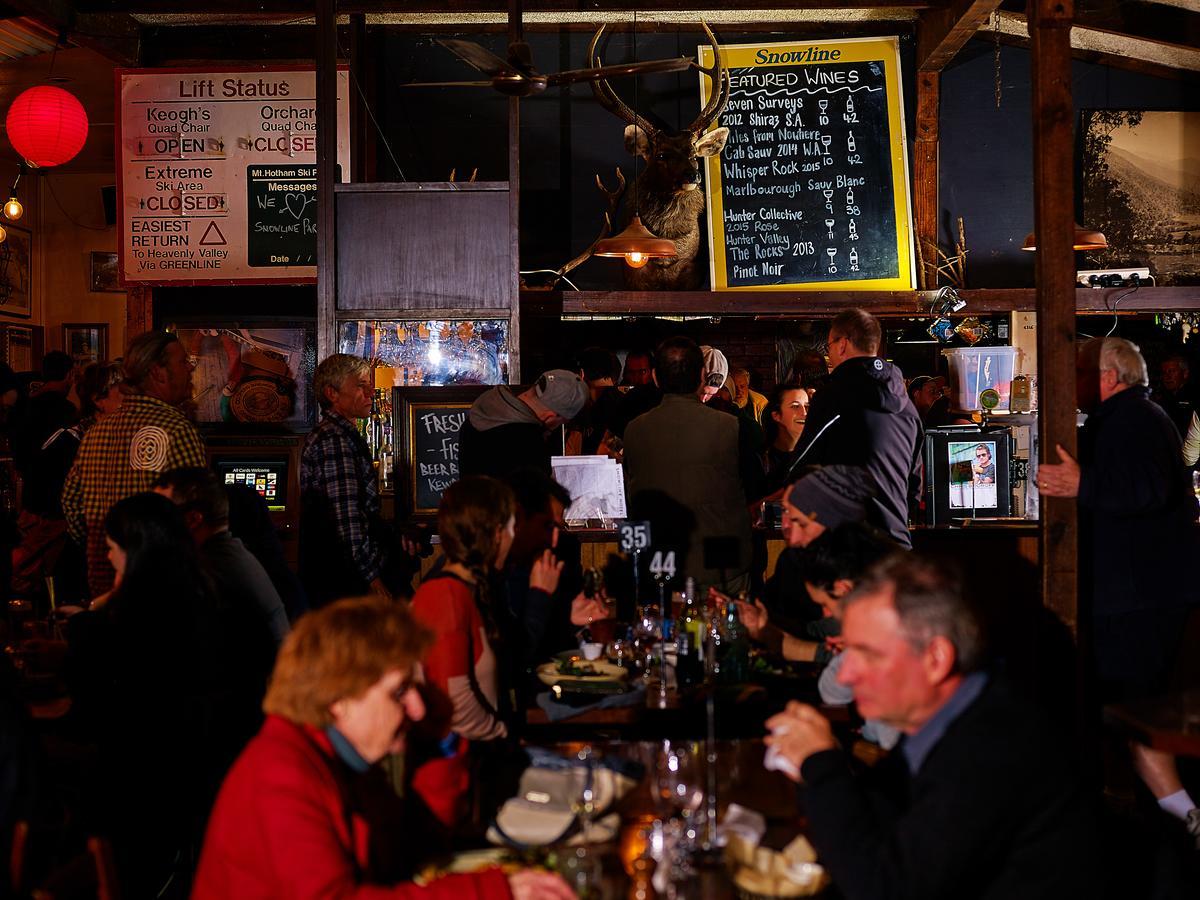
[487,749,643,848]
[534,683,646,722]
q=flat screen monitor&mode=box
[213,457,289,512]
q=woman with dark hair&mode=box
[762,383,811,493]
[15,363,124,600]
[66,491,216,893]
[409,476,560,830]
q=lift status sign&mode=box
[116,66,350,285]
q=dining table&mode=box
[521,737,815,900]
[1103,689,1200,758]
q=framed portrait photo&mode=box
[90,251,122,292]
[0,226,32,318]
[63,323,108,366]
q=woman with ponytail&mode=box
[410,476,560,831]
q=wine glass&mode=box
[655,740,705,822]
[565,747,601,892]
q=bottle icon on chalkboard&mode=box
[848,220,859,241]
[846,96,856,115]
[847,132,857,152]
[846,187,855,206]
[849,248,860,272]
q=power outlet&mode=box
[1076,267,1153,287]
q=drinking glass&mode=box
[655,740,704,823]
[565,747,601,893]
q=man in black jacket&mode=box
[788,309,922,546]
[766,553,1096,899]
[1040,336,1200,843]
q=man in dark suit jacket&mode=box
[622,337,754,592]
[766,554,1096,899]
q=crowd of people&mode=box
[0,308,1197,897]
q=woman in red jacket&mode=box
[192,595,573,900]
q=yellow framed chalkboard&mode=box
[700,36,915,292]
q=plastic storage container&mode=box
[941,346,1019,411]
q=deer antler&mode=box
[552,168,627,283]
[688,20,730,135]
[588,24,661,141]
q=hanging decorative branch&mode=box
[919,216,970,289]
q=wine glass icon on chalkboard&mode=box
[820,134,832,156]
[825,219,835,239]
[826,247,838,275]
[818,98,829,125]
[823,190,834,214]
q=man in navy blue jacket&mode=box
[766,553,1096,899]
[787,309,922,547]
[1040,336,1200,844]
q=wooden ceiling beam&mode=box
[83,1,940,13]
[3,0,140,64]
[916,0,1003,71]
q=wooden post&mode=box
[913,71,939,290]
[349,13,376,183]
[507,0,522,383]
[316,0,338,362]
[1029,0,1078,631]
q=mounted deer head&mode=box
[587,22,731,290]
[588,22,731,197]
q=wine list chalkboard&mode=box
[700,37,915,291]
[246,163,340,268]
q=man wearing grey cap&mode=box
[459,369,589,480]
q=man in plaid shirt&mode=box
[63,331,206,597]
[301,354,415,607]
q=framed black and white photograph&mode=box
[0,226,32,318]
[63,323,108,366]
[1082,110,1200,285]
[90,251,122,292]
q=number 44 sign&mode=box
[618,520,677,580]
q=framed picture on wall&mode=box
[63,323,108,366]
[89,251,122,292]
[0,323,43,371]
[0,226,32,318]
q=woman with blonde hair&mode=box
[193,594,573,899]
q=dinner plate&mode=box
[536,658,629,687]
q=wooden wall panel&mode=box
[335,186,512,311]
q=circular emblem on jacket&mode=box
[129,426,170,471]
[873,358,883,370]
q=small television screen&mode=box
[214,458,288,512]
[923,427,1013,524]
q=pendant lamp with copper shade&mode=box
[592,10,676,269]
[1020,224,1108,252]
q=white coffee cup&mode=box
[580,642,604,661]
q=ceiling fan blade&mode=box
[437,38,522,78]
[545,56,696,86]
[401,81,496,88]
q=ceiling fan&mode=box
[405,37,696,98]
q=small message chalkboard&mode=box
[246,164,338,267]
[701,37,914,291]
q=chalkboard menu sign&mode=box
[395,387,483,518]
[700,37,914,291]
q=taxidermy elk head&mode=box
[588,22,731,290]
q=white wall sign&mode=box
[116,66,351,285]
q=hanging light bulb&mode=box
[4,197,22,220]
[594,215,675,268]
[0,224,8,243]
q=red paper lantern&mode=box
[5,86,89,168]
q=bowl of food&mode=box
[725,834,830,899]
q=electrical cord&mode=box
[519,269,581,291]
[1104,283,1139,337]
[44,176,109,231]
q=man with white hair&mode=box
[1040,336,1200,844]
